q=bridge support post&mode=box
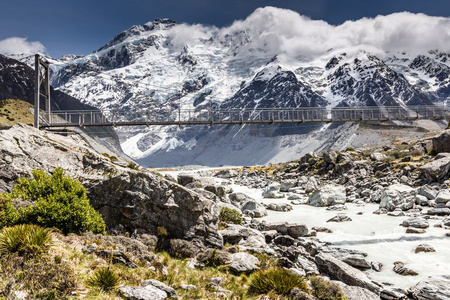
[34,54,51,128]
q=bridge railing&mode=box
[39,105,449,127]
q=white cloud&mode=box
[214,7,450,58]
[0,37,46,55]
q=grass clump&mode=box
[219,207,243,225]
[127,161,140,170]
[428,147,437,156]
[7,168,105,234]
[0,224,53,257]
[309,276,346,300]
[345,147,355,152]
[86,267,121,292]
[248,268,307,296]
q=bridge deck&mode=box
[39,106,449,128]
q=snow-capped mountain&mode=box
[40,8,449,167]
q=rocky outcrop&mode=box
[0,124,223,249]
[419,153,450,180]
[379,184,415,211]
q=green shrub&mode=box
[219,207,242,225]
[249,268,308,296]
[127,161,140,170]
[0,195,19,228]
[0,224,53,257]
[86,267,121,292]
[309,276,346,300]
[10,168,105,234]
[345,147,355,152]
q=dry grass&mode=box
[0,99,34,126]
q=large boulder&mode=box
[240,200,268,218]
[262,183,284,198]
[435,190,450,204]
[261,222,308,238]
[308,185,346,207]
[432,130,450,154]
[314,253,381,294]
[401,217,429,229]
[419,153,450,180]
[379,184,415,211]
[333,281,380,300]
[409,275,450,299]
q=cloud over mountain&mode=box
[0,37,46,55]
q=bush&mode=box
[127,161,140,170]
[345,147,355,152]
[309,276,346,300]
[428,147,437,156]
[0,195,19,229]
[9,168,105,234]
[86,267,121,292]
[0,224,53,257]
[219,207,242,225]
[249,268,308,296]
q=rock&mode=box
[312,226,333,233]
[308,185,346,207]
[432,130,450,153]
[415,244,436,253]
[393,262,418,276]
[228,192,253,205]
[371,262,383,272]
[387,210,406,217]
[141,279,178,299]
[427,208,450,216]
[289,287,316,300]
[214,169,238,178]
[241,200,268,218]
[379,184,415,211]
[342,255,372,269]
[435,190,450,204]
[415,194,429,206]
[409,275,450,300]
[177,173,214,188]
[333,281,380,300]
[179,284,196,290]
[401,217,429,228]
[168,239,200,259]
[326,204,348,211]
[323,149,338,164]
[209,277,225,286]
[204,185,226,198]
[228,252,260,274]
[419,153,450,180]
[265,203,293,212]
[273,235,296,246]
[380,288,409,300]
[280,180,296,192]
[443,217,450,227]
[119,285,167,300]
[96,249,138,268]
[262,183,284,198]
[82,243,98,254]
[219,225,249,245]
[262,230,278,243]
[327,214,352,222]
[186,258,204,269]
[314,253,380,294]
[406,228,427,234]
[418,185,439,200]
[370,152,387,161]
[262,222,308,238]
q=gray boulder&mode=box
[219,225,249,245]
[435,190,450,204]
[241,200,268,218]
[323,149,338,164]
[415,244,436,254]
[262,221,308,238]
[142,279,178,299]
[120,284,168,300]
[379,184,415,211]
[308,185,346,207]
[427,208,450,216]
[419,153,450,180]
[409,275,450,300]
[342,255,372,269]
[432,130,450,153]
[333,281,380,300]
[228,252,260,274]
[393,262,418,276]
[262,183,284,198]
[280,179,297,192]
[314,253,381,294]
[401,217,429,229]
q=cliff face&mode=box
[0,124,222,248]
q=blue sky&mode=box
[0,0,449,58]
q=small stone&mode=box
[371,262,383,272]
[327,214,352,222]
[180,284,196,290]
[312,226,333,233]
[393,261,418,276]
[415,244,436,253]
[406,228,426,234]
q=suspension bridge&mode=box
[33,54,450,129]
[38,106,449,128]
